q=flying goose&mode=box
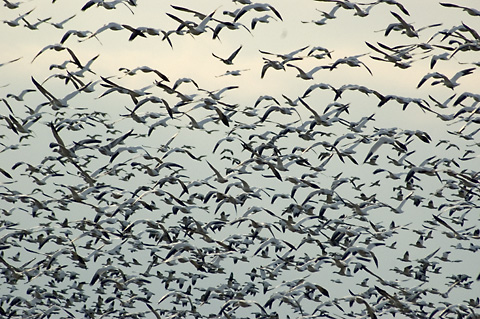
[167,8,216,36]
[49,14,76,29]
[251,14,277,30]
[440,2,480,16]
[233,3,283,23]
[2,7,34,27]
[330,53,372,75]
[286,64,327,80]
[212,45,242,65]
[417,68,475,89]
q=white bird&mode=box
[212,21,251,40]
[31,76,81,109]
[299,97,348,128]
[440,2,480,16]
[200,85,238,100]
[363,136,407,163]
[212,45,242,65]
[417,68,475,90]
[82,0,134,14]
[206,160,233,183]
[308,46,332,59]
[3,0,23,9]
[353,3,375,17]
[373,0,410,15]
[261,58,287,78]
[286,64,327,80]
[251,14,277,30]
[342,242,385,267]
[260,45,308,62]
[60,29,93,44]
[330,54,372,75]
[254,94,279,107]
[2,8,34,27]
[430,52,449,69]
[386,11,418,36]
[6,89,36,101]
[216,69,249,77]
[22,16,51,30]
[172,77,199,91]
[119,65,169,82]
[317,4,341,19]
[49,14,76,29]
[31,43,66,63]
[382,191,414,214]
[302,82,334,97]
[167,8,216,36]
[87,22,124,40]
[234,3,283,22]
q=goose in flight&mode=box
[308,46,332,59]
[353,3,375,17]
[251,14,277,30]
[212,45,242,65]
[167,8,216,36]
[386,11,418,38]
[261,58,288,78]
[212,21,251,40]
[216,69,250,77]
[60,29,93,44]
[119,65,169,82]
[21,16,51,30]
[49,14,76,29]
[170,4,215,20]
[81,0,135,14]
[172,77,199,91]
[298,97,348,128]
[260,105,302,123]
[417,68,475,90]
[363,135,407,163]
[84,22,124,41]
[372,0,410,15]
[233,3,283,23]
[302,82,334,98]
[31,43,66,63]
[206,161,232,184]
[6,89,36,101]
[3,0,23,9]
[440,2,480,16]
[2,7,34,27]
[122,24,177,47]
[365,41,402,64]
[430,52,449,69]
[259,45,308,63]
[286,64,327,80]
[254,94,279,108]
[330,54,372,75]
[31,76,81,109]
[316,5,341,19]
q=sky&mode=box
[1,0,480,318]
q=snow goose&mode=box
[2,8,34,27]
[440,2,480,16]
[417,68,475,90]
[212,45,242,65]
[286,64,327,80]
[251,14,277,30]
[49,14,76,29]
[330,53,372,75]
[233,3,283,23]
